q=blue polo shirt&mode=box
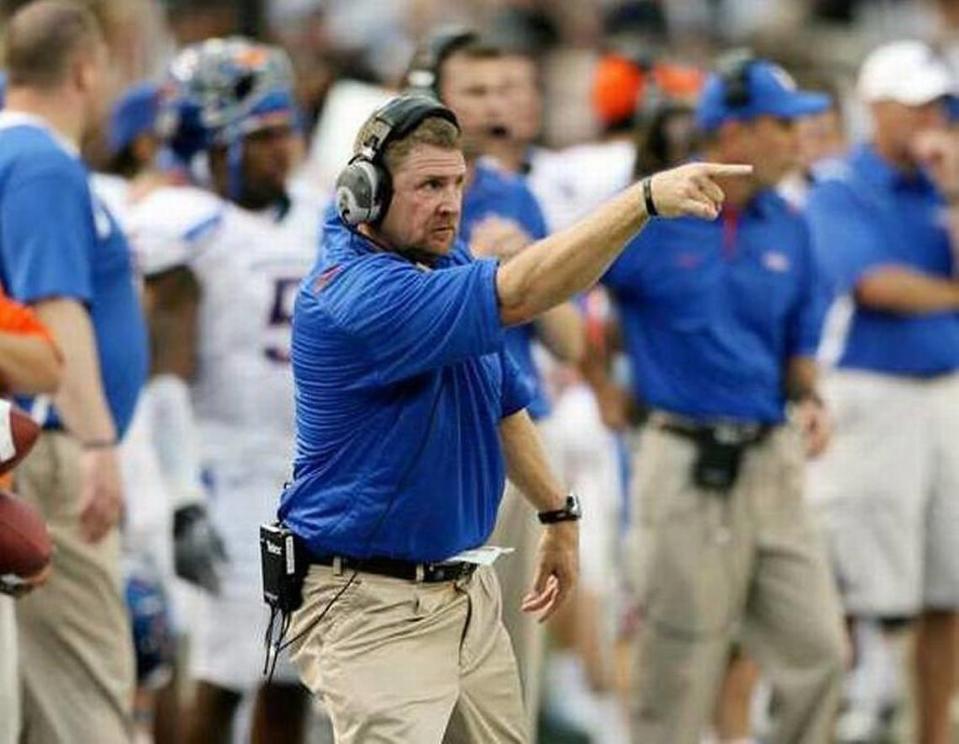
[603,189,824,423]
[0,116,147,436]
[278,214,533,563]
[806,145,959,375]
[461,161,551,420]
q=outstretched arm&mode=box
[495,163,752,325]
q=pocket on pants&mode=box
[292,569,363,649]
[640,501,737,639]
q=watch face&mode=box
[568,494,582,517]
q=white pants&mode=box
[540,384,622,598]
[191,467,298,691]
[807,370,959,615]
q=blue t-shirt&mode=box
[806,145,959,375]
[0,117,147,436]
[279,214,532,563]
[461,161,551,420]
[603,190,824,423]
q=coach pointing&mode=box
[278,94,749,743]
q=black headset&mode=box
[334,95,460,226]
[404,26,479,98]
[716,49,756,108]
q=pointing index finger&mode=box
[700,163,753,177]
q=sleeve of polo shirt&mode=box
[785,222,828,359]
[806,181,888,296]
[0,160,93,304]
[601,235,645,300]
[500,349,534,418]
[327,256,504,384]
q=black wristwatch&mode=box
[538,493,582,524]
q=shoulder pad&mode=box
[126,186,225,276]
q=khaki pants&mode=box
[0,597,17,744]
[14,433,134,744]
[629,424,846,744]
[289,563,527,743]
[490,480,544,736]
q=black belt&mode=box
[308,553,478,583]
[654,418,773,446]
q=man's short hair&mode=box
[3,0,103,89]
[352,114,461,175]
[439,36,504,72]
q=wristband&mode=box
[642,177,659,217]
[538,493,582,524]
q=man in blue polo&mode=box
[598,56,847,743]
[805,41,959,744]
[0,3,148,742]
[278,89,747,742]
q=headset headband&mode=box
[405,27,479,95]
[354,95,460,166]
[717,49,756,108]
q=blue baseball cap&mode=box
[696,59,831,132]
[108,81,160,156]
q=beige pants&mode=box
[290,563,527,743]
[629,424,846,744]
[14,433,134,744]
[0,597,17,744]
[490,480,544,735]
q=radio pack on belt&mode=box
[657,418,772,492]
[692,431,746,491]
[260,522,308,613]
[691,424,771,492]
[260,522,309,680]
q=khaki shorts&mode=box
[808,370,959,615]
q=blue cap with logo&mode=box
[109,81,160,156]
[696,54,830,132]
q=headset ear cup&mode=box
[376,164,393,224]
[334,159,383,226]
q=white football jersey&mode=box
[525,140,636,232]
[126,185,321,481]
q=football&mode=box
[0,490,51,577]
[0,399,40,476]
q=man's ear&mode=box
[73,41,106,96]
[73,53,94,94]
[714,119,747,159]
[132,134,157,168]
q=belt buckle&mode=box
[713,424,743,445]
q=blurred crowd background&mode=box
[4,0,959,165]
[3,1,959,744]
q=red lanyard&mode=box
[721,206,740,260]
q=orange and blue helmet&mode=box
[157,37,299,195]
